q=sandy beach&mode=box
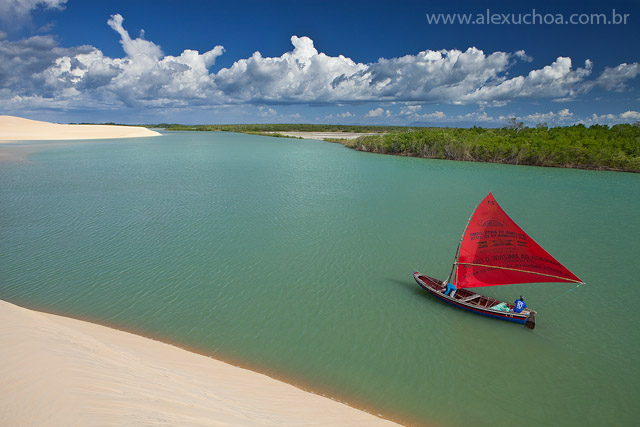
[0,116,160,142]
[0,117,400,425]
[0,300,400,426]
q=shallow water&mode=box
[1,131,638,426]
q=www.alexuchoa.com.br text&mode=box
[426,9,630,25]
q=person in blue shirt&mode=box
[511,296,527,313]
[443,281,457,298]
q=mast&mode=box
[445,198,483,286]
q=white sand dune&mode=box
[0,300,400,426]
[0,115,160,142]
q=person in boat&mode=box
[511,296,527,313]
[443,281,457,298]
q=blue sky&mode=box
[1,0,638,126]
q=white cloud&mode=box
[558,108,572,118]
[0,0,66,16]
[214,35,367,103]
[1,13,639,116]
[620,110,640,121]
[0,0,66,29]
[426,110,446,119]
[258,106,277,117]
[581,111,640,125]
[399,105,446,121]
[0,35,93,95]
[107,14,163,59]
[460,57,594,103]
[34,14,224,107]
[522,110,561,123]
[457,111,495,122]
[322,111,355,121]
[365,107,390,118]
[591,113,617,122]
[514,50,533,62]
[400,105,422,115]
[594,63,640,91]
[517,108,573,125]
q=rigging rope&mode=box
[536,282,585,308]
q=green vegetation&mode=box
[345,124,640,172]
[148,122,640,172]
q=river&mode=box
[1,131,638,426]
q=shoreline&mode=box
[0,299,403,426]
[260,131,384,140]
[344,144,638,173]
[159,124,638,173]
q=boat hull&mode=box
[413,272,536,329]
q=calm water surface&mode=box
[1,131,639,426]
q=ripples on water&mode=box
[1,132,639,426]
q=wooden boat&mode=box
[413,193,584,329]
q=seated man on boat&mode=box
[511,296,527,313]
[443,281,457,298]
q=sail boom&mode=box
[456,262,585,285]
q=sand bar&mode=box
[0,300,400,426]
[0,115,160,142]
[264,131,383,140]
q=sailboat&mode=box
[413,193,584,329]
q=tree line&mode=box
[344,124,640,172]
[152,123,407,133]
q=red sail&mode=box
[455,193,583,288]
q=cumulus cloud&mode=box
[457,111,495,122]
[400,105,422,115]
[0,0,66,29]
[1,13,639,115]
[36,14,224,107]
[214,35,367,103]
[593,63,640,91]
[521,108,574,124]
[323,111,355,121]
[558,108,572,118]
[107,14,162,59]
[365,107,390,118]
[426,110,446,119]
[514,50,533,62]
[258,106,277,117]
[590,113,618,123]
[509,108,639,126]
[399,105,446,121]
[620,110,640,121]
[460,57,594,103]
[340,47,518,104]
[0,35,93,95]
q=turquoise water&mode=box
[1,131,639,426]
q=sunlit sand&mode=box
[0,300,399,426]
[0,115,160,142]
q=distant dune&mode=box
[0,115,160,142]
